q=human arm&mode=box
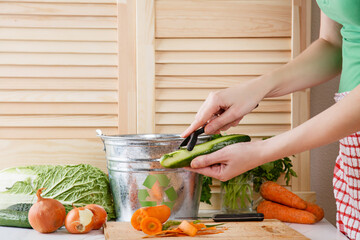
[181,12,343,137]
[185,83,360,181]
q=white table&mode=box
[0,218,348,240]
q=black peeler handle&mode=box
[186,127,205,151]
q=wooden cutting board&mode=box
[104,219,309,240]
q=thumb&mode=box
[190,149,226,168]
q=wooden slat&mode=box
[0,78,118,90]
[156,89,291,101]
[155,100,291,113]
[290,0,312,192]
[0,15,117,28]
[0,139,108,172]
[155,0,291,38]
[0,40,117,53]
[291,90,311,192]
[0,28,117,41]
[0,53,117,66]
[117,0,137,134]
[156,76,254,88]
[156,124,291,137]
[156,51,291,64]
[0,103,117,114]
[136,0,155,134]
[156,38,291,51]
[0,90,117,102]
[156,63,284,76]
[0,127,118,139]
[156,113,291,125]
[0,2,117,16]
[0,66,117,78]
[0,115,118,127]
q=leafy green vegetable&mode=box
[200,176,212,205]
[221,173,253,211]
[251,156,297,192]
[0,164,115,219]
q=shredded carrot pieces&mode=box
[190,222,207,230]
[142,220,228,238]
[202,226,216,230]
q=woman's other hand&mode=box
[184,140,266,182]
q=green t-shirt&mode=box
[317,0,360,93]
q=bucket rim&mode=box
[97,131,211,142]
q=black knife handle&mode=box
[212,213,264,222]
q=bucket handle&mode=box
[96,129,106,152]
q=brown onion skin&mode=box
[28,188,66,233]
[84,204,107,230]
[65,207,94,234]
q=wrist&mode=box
[248,73,277,100]
[249,139,275,167]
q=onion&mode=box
[65,206,94,234]
[84,204,107,230]
[28,188,66,233]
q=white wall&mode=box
[310,2,340,226]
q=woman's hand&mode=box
[181,79,266,138]
[184,140,267,182]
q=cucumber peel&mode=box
[160,134,251,168]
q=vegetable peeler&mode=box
[179,125,206,151]
[180,104,259,151]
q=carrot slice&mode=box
[142,205,171,223]
[131,208,148,231]
[178,220,198,237]
[141,217,163,235]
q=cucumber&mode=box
[0,209,32,228]
[160,134,251,168]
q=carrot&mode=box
[131,208,148,231]
[305,201,324,222]
[260,181,307,210]
[142,205,171,223]
[178,220,198,237]
[257,200,317,224]
[141,217,163,235]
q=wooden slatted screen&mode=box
[0,0,120,172]
[135,0,312,209]
[0,0,312,207]
[153,0,293,140]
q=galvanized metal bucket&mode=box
[96,130,210,222]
